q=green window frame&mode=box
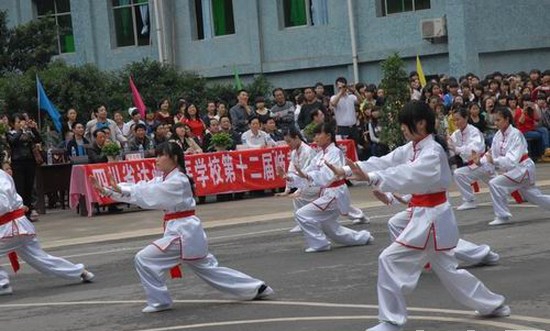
[194,0,235,40]
[112,0,151,47]
[36,0,75,54]
[382,0,430,16]
[282,0,328,28]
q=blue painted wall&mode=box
[1,0,549,90]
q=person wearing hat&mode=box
[123,108,145,139]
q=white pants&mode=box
[293,198,365,226]
[377,235,505,326]
[0,236,84,287]
[135,244,265,307]
[454,166,493,203]
[489,173,550,219]
[388,210,491,265]
[295,199,371,250]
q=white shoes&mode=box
[366,321,403,331]
[481,251,500,266]
[81,269,95,283]
[142,304,173,313]
[254,284,274,300]
[0,284,13,296]
[489,217,512,226]
[352,216,371,225]
[456,201,477,211]
[305,244,331,253]
[289,225,302,233]
[476,304,511,317]
[364,234,375,245]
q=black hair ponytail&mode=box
[399,100,449,154]
[155,141,196,197]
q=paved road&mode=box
[2,165,550,331]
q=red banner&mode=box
[83,140,356,200]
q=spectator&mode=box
[128,123,154,157]
[409,78,422,101]
[202,101,219,127]
[7,113,42,221]
[173,99,187,123]
[87,129,108,163]
[298,87,326,130]
[531,70,550,101]
[171,122,203,154]
[113,111,125,135]
[461,82,475,103]
[254,96,271,125]
[314,82,326,102]
[482,97,498,145]
[270,87,296,133]
[202,118,221,152]
[217,101,229,119]
[514,101,550,159]
[263,117,284,142]
[537,94,550,130]
[180,103,206,143]
[144,111,159,136]
[241,117,276,149]
[303,109,326,143]
[58,130,74,150]
[219,115,242,150]
[467,102,487,134]
[61,108,79,136]
[229,89,255,134]
[367,106,388,157]
[154,98,173,127]
[84,105,127,145]
[152,123,168,147]
[66,123,89,157]
[122,108,145,139]
[330,77,358,139]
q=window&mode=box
[382,0,430,16]
[282,0,328,28]
[112,0,150,47]
[35,0,75,54]
[194,0,235,40]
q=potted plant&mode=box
[101,141,121,162]
[209,132,233,152]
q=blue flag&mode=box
[36,76,62,133]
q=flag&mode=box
[416,55,427,88]
[129,75,146,118]
[36,76,62,133]
[233,65,243,91]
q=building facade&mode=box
[1,0,549,89]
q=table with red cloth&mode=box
[69,140,357,217]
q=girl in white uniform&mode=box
[449,108,489,211]
[475,108,550,225]
[373,191,499,266]
[329,101,509,331]
[92,142,273,313]
[280,122,373,252]
[277,127,368,233]
[0,169,94,295]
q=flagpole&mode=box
[36,75,42,132]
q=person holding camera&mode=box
[514,97,550,159]
[330,77,359,140]
[7,113,42,222]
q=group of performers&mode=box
[2,100,550,330]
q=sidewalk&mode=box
[35,163,550,249]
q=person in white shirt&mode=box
[328,101,509,331]
[472,108,550,225]
[0,169,95,296]
[241,117,276,149]
[330,77,358,139]
[122,108,145,139]
[278,122,372,252]
[91,142,273,313]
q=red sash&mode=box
[162,210,196,279]
[409,192,447,207]
[0,209,26,273]
[326,179,346,188]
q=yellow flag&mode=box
[416,55,427,88]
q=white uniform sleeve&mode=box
[454,127,485,158]
[353,143,409,175]
[307,148,342,187]
[104,178,191,210]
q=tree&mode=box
[0,10,57,74]
[379,53,409,150]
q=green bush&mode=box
[209,132,233,151]
[101,141,121,156]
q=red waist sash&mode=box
[409,192,447,207]
[0,208,26,273]
[326,179,346,188]
[163,210,195,221]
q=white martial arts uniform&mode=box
[452,124,490,204]
[481,125,550,220]
[104,169,267,308]
[383,194,496,266]
[0,170,85,289]
[350,135,505,327]
[289,142,372,251]
[286,142,322,216]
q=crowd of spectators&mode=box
[1,68,549,217]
